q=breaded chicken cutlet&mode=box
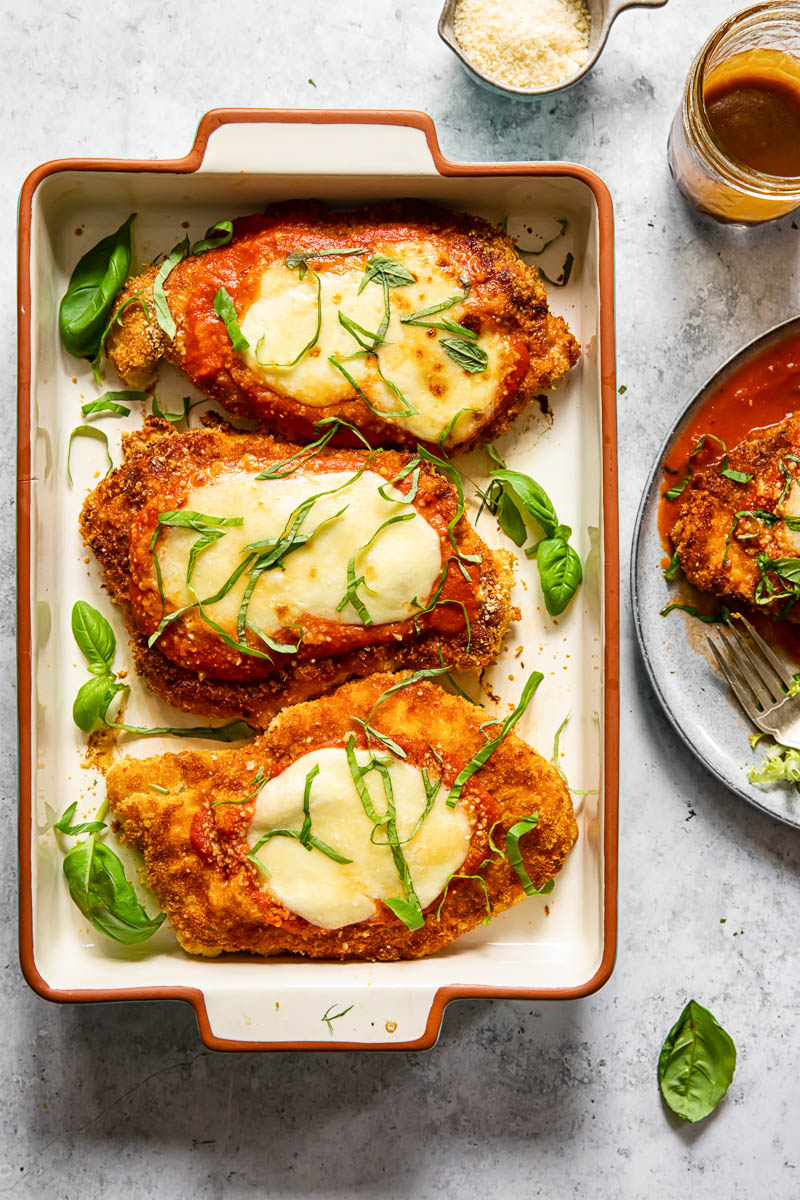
[80,420,517,727]
[105,201,579,453]
[670,414,800,617]
[106,672,577,961]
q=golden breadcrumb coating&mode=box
[105,201,579,453]
[106,673,577,961]
[80,420,517,726]
[670,414,800,618]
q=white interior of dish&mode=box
[24,121,608,1045]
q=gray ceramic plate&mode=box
[632,315,800,829]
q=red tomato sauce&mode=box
[659,329,800,661]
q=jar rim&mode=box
[685,1,800,196]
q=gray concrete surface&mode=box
[4,0,800,1195]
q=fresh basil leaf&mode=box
[663,551,681,581]
[81,393,139,418]
[720,463,753,484]
[152,394,193,425]
[72,600,116,675]
[54,801,106,836]
[106,718,256,742]
[536,536,583,617]
[59,214,135,360]
[285,247,367,277]
[437,318,477,338]
[322,1003,353,1033]
[538,251,574,288]
[513,218,569,256]
[488,468,559,538]
[400,286,470,325]
[497,490,527,547]
[357,254,416,293]
[440,337,488,374]
[337,513,415,625]
[338,310,383,352]
[190,219,234,255]
[67,425,113,485]
[384,896,425,931]
[90,293,150,383]
[153,236,190,339]
[72,675,124,733]
[664,473,691,501]
[446,671,543,807]
[415,446,480,564]
[158,509,244,530]
[364,666,452,727]
[437,406,480,451]
[659,602,731,624]
[211,766,267,809]
[435,872,492,925]
[249,827,353,865]
[257,264,324,367]
[213,286,249,355]
[506,814,554,896]
[760,555,800,584]
[63,836,166,944]
[658,1000,736,1123]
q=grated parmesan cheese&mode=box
[453,0,591,90]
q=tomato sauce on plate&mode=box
[659,329,800,662]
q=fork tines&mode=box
[707,615,796,721]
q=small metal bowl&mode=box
[438,0,668,98]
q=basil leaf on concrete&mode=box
[658,1000,736,1123]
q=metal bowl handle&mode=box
[605,0,668,18]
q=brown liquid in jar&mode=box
[704,51,800,177]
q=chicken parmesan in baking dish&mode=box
[105,202,579,452]
[80,420,516,726]
[105,672,577,960]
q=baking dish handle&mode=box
[196,112,440,176]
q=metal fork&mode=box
[707,616,800,749]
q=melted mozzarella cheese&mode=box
[158,469,442,639]
[248,747,471,928]
[239,241,513,445]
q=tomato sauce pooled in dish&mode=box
[660,329,800,661]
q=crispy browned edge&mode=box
[79,418,517,726]
[105,199,580,453]
[106,672,577,961]
[18,109,619,1048]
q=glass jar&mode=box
[668,2,800,225]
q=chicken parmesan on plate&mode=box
[80,420,516,727]
[106,672,577,961]
[105,202,579,453]
[669,414,800,619]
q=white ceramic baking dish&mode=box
[18,109,619,1050]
